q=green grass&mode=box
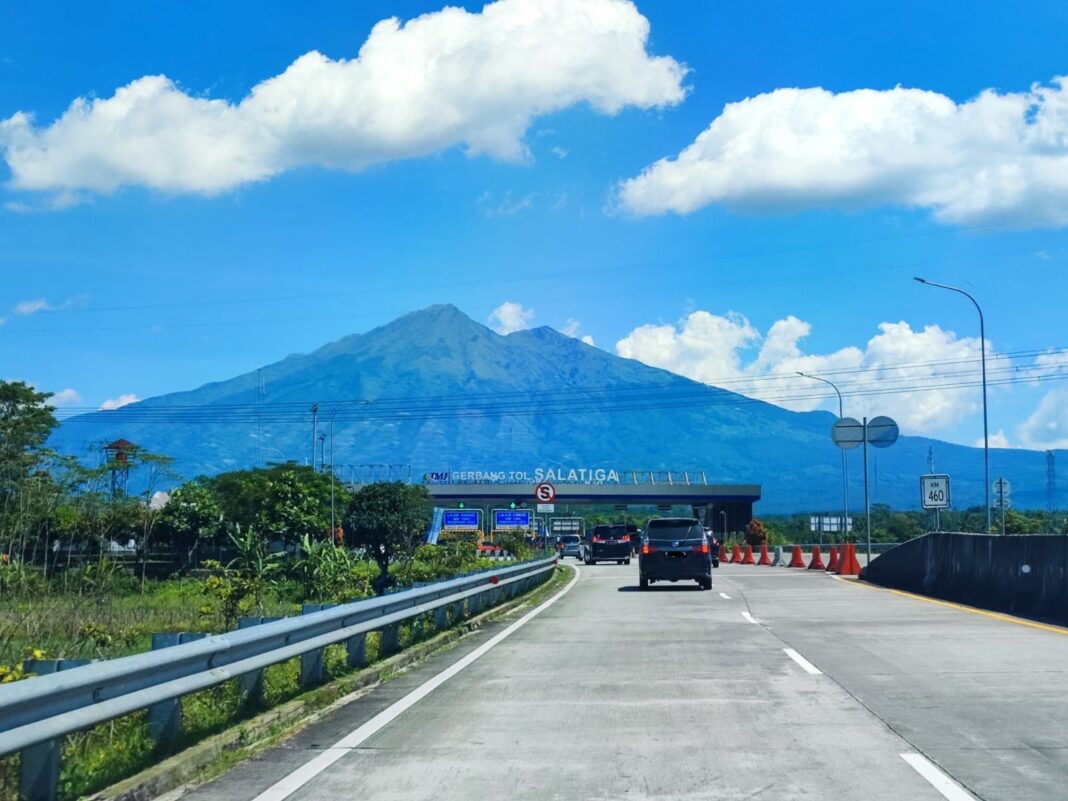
[0,577,298,667]
[0,565,561,801]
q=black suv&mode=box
[639,518,712,590]
[582,523,633,565]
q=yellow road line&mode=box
[836,576,1068,637]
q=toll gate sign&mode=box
[493,509,532,529]
[920,474,951,509]
[442,509,481,529]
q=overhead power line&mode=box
[54,365,1068,426]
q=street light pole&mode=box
[720,510,728,541]
[914,278,991,534]
[798,372,850,543]
[329,400,371,537]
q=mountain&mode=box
[50,304,1060,513]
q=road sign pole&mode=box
[863,416,871,564]
[798,371,849,549]
[999,478,1007,536]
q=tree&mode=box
[344,482,430,594]
[0,381,61,562]
[207,464,331,547]
[0,381,57,475]
[156,481,224,560]
[744,518,768,547]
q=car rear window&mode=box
[646,521,703,542]
[561,535,580,543]
[590,525,611,538]
[609,524,636,537]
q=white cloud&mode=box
[50,388,82,406]
[1018,388,1068,449]
[559,319,595,346]
[100,393,139,410]
[615,310,994,434]
[550,146,569,159]
[561,319,583,337]
[1,0,686,199]
[618,78,1068,227]
[488,302,534,335]
[12,294,87,315]
[478,190,535,218]
[1036,350,1068,369]
[980,429,1012,448]
[14,298,50,315]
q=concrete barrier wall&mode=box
[861,533,1068,626]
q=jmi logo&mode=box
[424,471,450,482]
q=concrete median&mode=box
[861,533,1068,626]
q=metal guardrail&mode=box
[0,555,557,801]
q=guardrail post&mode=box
[148,632,207,747]
[380,623,400,656]
[346,632,367,668]
[19,739,60,801]
[237,617,282,703]
[468,592,481,617]
[300,604,334,687]
[16,660,82,801]
[433,603,449,630]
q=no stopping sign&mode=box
[534,482,556,503]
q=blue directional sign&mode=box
[442,510,481,529]
[493,509,532,529]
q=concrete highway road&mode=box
[180,561,1068,801]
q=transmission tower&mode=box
[1048,451,1056,533]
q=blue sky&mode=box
[2,0,1067,449]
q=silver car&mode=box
[559,534,582,558]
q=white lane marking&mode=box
[900,753,977,801]
[718,592,731,599]
[251,566,581,801]
[740,611,758,624]
[783,647,822,675]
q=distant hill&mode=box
[50,304,1060,513]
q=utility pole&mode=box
[310,403,319,469]
[318,433,326,472]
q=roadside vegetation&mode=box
[0,380,544,800]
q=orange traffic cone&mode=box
[741,544,756,565]
[757,543,772,565]
[807,545,826,570]
[730,544,742,563]
[788,545,806,568]
[835,543,862,576]
[718,544,728,563]
[825,546,840,572]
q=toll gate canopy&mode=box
[348,470,761,532]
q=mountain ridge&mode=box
[49,305,1059,512]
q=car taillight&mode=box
[620,535,630,542]
[593,537,605,543]
[693,543,710,554]
[641,544,652,555]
